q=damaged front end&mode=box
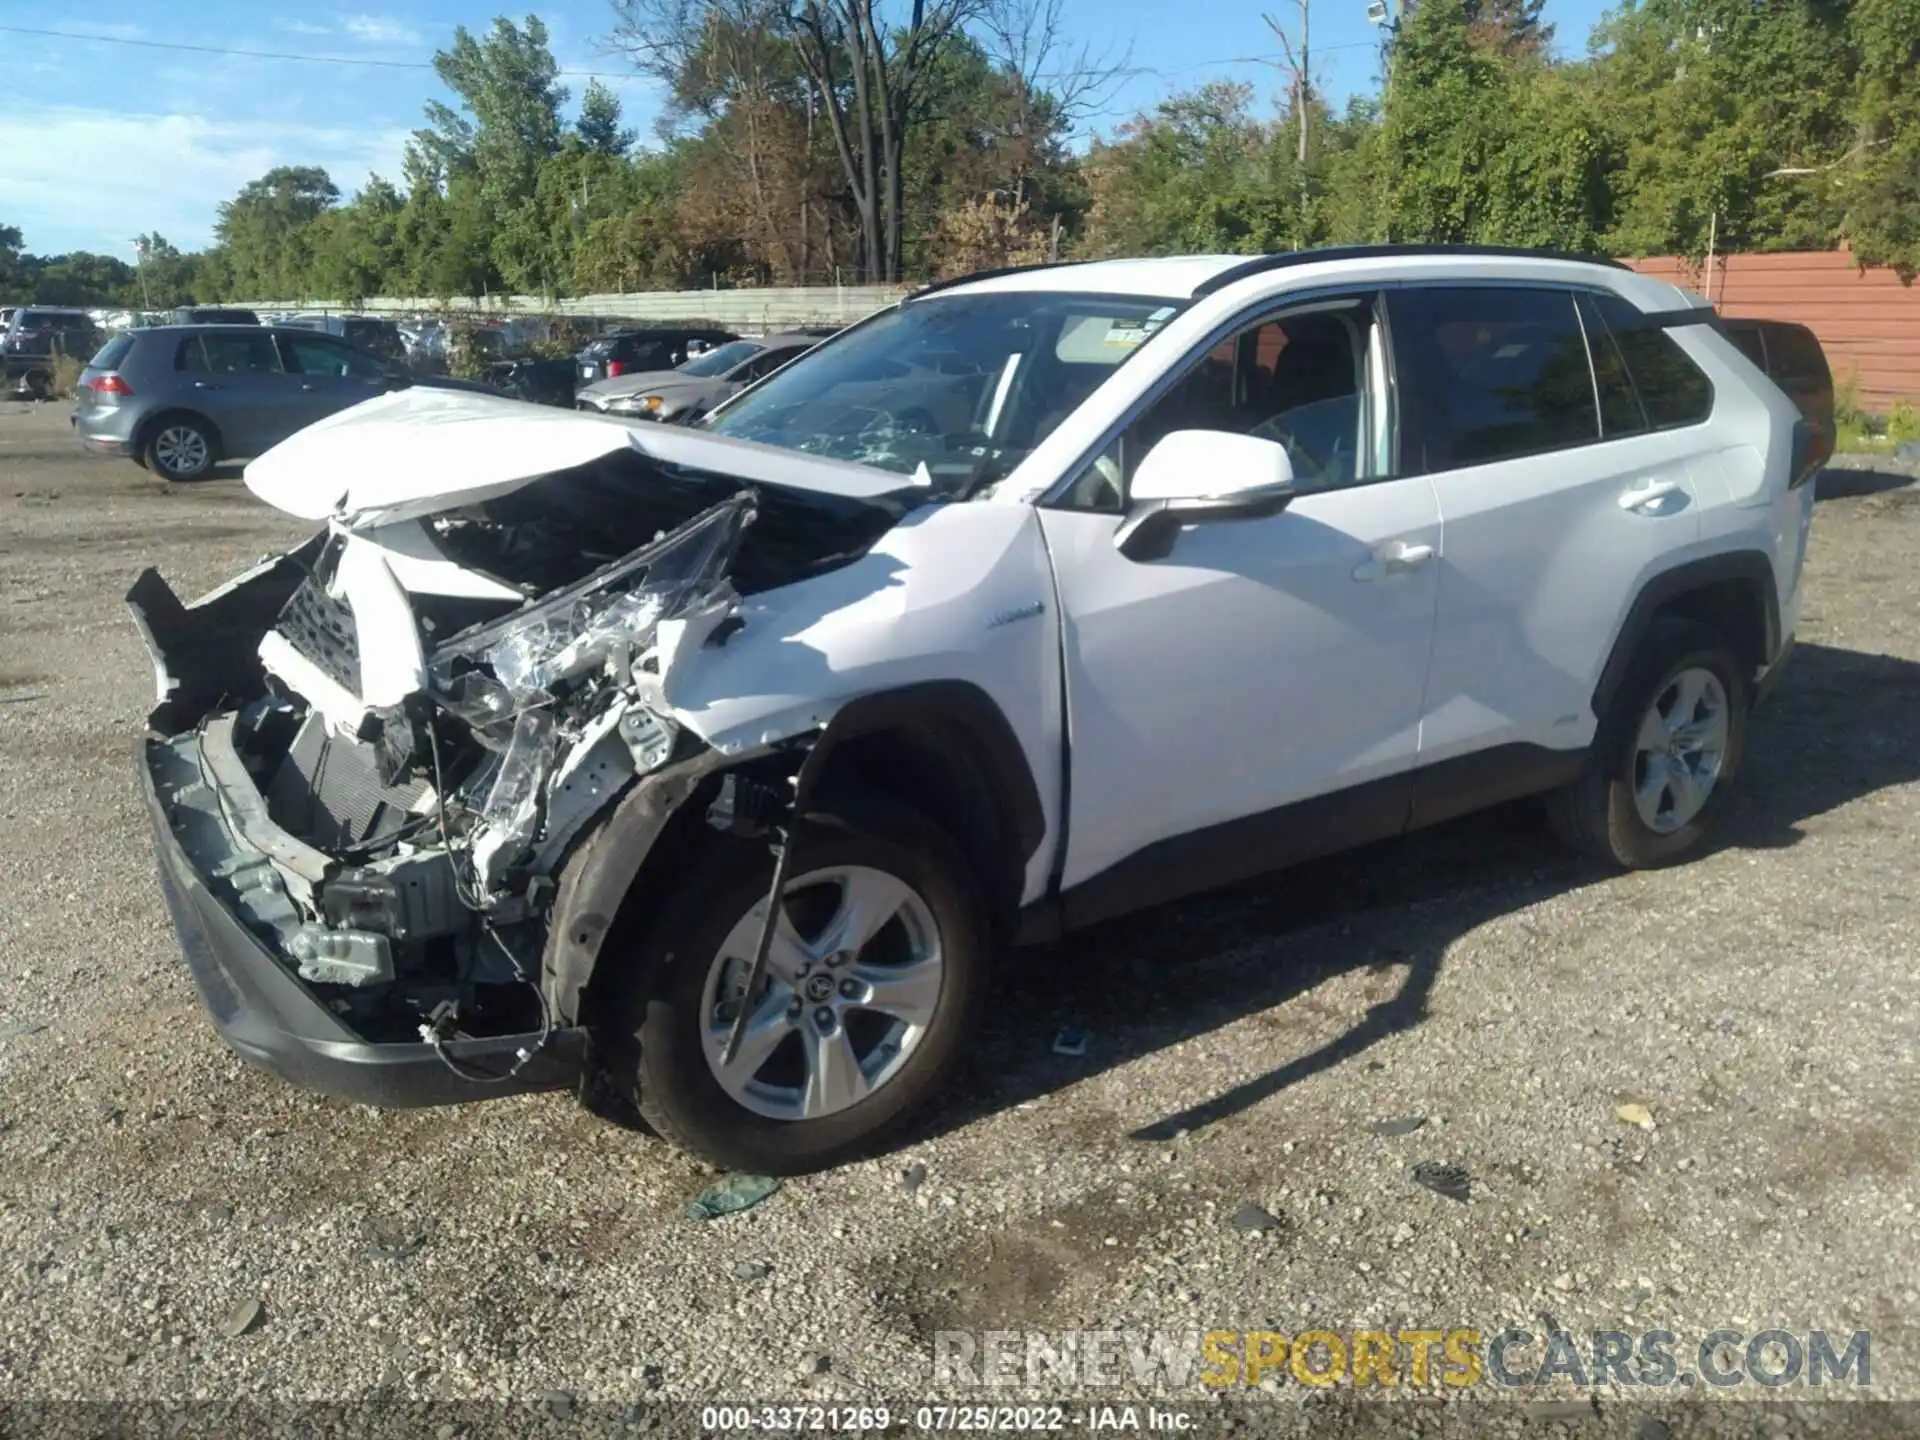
[130,492,761,1104]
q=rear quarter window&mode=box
[1589,292,1714,430]
[89,335,135,370]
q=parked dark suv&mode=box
[72,325,493,479]
[169,306,263,326]
[5,307,101,397]
[575,327,737,386]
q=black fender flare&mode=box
[540,680,1046,1026]
[1590,549,1781,721]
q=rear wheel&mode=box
[1548,617,1749,867]
[144,417,216,480]
[596,796,990,1174]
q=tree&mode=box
[1462,0,1553,60]
[310,177,405,303]
[1840,0,1920,276]
[0,223,23,294]
[577,79,636,155]
[412,17,569,291]
[611,0,1099,282]
[213,166,340,297]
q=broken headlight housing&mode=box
[423,493,755,892]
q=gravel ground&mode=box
[1,400,1917,1431]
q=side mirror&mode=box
[1114,430,1297,562]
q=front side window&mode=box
[281,335,384,379]
[1390,286,1598,474]
[1057,296,1383,512]
[705,292,1179,490]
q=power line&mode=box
[0,23,640,79]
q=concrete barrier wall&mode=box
[236,285,912,332]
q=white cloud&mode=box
[341,14,422,46]
[276,19,335,37]
[0,108,411,254]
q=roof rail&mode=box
[1191,244,1629,297]
[905,257,1103,301]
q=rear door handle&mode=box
[191,381,222,390]
[1353,540,1435,582]
[1618,479,1683,512]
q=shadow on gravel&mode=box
[922,640,1920,1148]
[1817,466,1917,501]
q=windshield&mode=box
[703,292,1181,492]
[680,340,762,378]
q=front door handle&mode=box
[1618,479,1683,512]
[1353,540,1435,582]
[191,381,223,390]
[300,382,321,391]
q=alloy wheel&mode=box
[700,865,944,1121]
[154,426,209,477]
[1631,665,1729,833]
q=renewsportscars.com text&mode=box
[933,1327,1871,1391]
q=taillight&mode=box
[91,374,134,396]
[1788,418,1829,489]
[607,360,626,377]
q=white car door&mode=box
[1388,283,1715,819]
[1038,293,1443,925]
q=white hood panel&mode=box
[244,387,911,527]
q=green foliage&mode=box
[7,0,1920,307]
[1890,398,1920,445]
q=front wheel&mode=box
[1548,617,1750,868]
[599,796,990,1174]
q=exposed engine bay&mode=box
[133,429,910,1068]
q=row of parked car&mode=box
[60,313,843,480]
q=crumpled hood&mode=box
[243,386,908,528]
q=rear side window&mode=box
[178,333,283,374]
[1389,286,1598,473]
[1576,294,1649,439]
[89,335,135,370]
[1587,291,1714,430]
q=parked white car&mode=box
[130,246,1816,1172]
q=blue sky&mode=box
[0,0,1616,258]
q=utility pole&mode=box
[131,237,152,312]
[1263,8,1310,171]
[1264,5,1311,244]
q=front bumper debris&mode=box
[139,731,584,1105]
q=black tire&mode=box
[142,415,217,480]
[596,795,991,1174]
[1548,617,1750,868]
[23,370,51,401]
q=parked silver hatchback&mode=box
[72,325,486,480]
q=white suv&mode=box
[132,247,1818,1172]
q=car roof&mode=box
[607,326,736,338]
[920,246,1664,304]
